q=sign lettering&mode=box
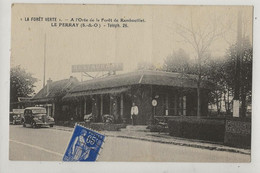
[72,63,123,72]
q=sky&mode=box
[11,4,253,93]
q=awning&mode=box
[62,87,130,100]
[30,97,54,103]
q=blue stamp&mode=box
[63,124,105,161]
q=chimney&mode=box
[46,78,52,95]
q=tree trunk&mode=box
[227,87,231,115]
[219,92,222,115]
[216,92,220,115]
[197,86,201,117]
[197,70,201,117]
[197,54,202,118]
[241,85,247,118]
[240,52,247,118]
[223,89,228,113]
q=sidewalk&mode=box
[53,125,250,155]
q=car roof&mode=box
[25,107,46,110]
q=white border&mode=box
[1,0,259,173]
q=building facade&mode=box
[62,71,211,125]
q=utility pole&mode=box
[233,10,242,117]
[43,33,46,88]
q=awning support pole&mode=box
[174,94,177,116]
[120,94,124,118]
[52,103,55,118]
[84,98,87,115]
[100,95,103,116]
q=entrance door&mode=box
[155,93,166,116]
[123,94,132,124]
[103,94,110,115]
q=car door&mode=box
[27,110,33,124]
[24,110,28,123]
[24,110,32,124]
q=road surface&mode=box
[9,125,250,162]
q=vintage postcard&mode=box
[9,4,253,162]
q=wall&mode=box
[130,85,209,125]
[224,118,251,148]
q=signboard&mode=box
[224,119,251,148]
[72,63,123,72]
[225,120,251,135]
[152,99,157,107]
[233,100,239,117]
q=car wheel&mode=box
[50,124,53,127]
[13,120,16,125]
[32,122,37,129]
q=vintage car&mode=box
[21,107,55,128]
[84,113,94,123]
[9,109,24,125]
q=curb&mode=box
[114,135,250,155]
[53,125,250,155]
[52,126,73,132]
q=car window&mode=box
[24,110,31,116]
[32,109,46,114]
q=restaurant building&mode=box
[62,70,211,125]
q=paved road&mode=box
[9,125,250,162]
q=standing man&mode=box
[131,102,139,125]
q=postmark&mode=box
[63,124,105,161]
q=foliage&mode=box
[173,11,226,117]
[162,38,253,116]
[10,66,38,103]
[168,117,225,142]
[206,38,252,115]
[163,49,194,73]
[224,38,252,99]
[204,58,229,114]
[137,61,156,71]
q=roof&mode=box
[25,107,46,110]
[63,87,130,100]
[32,77,78,102]
[67,70,211,95]
[18,97,32,102]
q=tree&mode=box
[205,58,224,115]
[174,10,226,117]
[205,57,234,115]
[163,48,194,74]
[205,38,252,116]
[10,66,38,103]
[137,61,156,71]
[224,38,252,117]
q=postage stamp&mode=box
[63,124,105,161]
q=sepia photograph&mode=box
[9,4,253,163]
